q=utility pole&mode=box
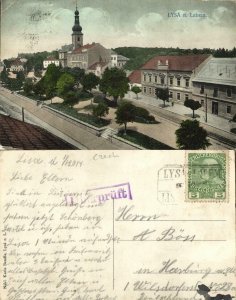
[22,107,25,122]
[205,94,208,123]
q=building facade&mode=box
[43,57,60,69]
[110,52,129,68]
[192,58,236,119]
[141,55,210,103]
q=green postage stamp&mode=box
[187,152,227,201]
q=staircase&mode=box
[101,127,118,140]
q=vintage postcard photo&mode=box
[0,150,235,300]
[0,0,236,150]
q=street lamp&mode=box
[205,93,208,123]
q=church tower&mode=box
[72,3,83,49]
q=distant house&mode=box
[0,115,75,150]
[192,57,236,119]
[110,52,129,69]
[43,57,60,69]
[128,70,142,89]
[88,61,109,78]
[141,54,210,102]
[10,59,25,72]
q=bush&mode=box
[231,114,236,122]
[134,106,157,123]
[77,90,93,100]
[93,94,106,104]
[118,129,173,149]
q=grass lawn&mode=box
[48,103,110,128]
[118,129,173,149]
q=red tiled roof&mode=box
[72,43,97,54]
[141,55,210,71]
[0,115,75,150]
[129,70,141,84]
[88,61,108,70]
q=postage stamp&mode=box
[186,152,228,202]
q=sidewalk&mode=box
[126,92,232,132]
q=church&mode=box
[59,5,129,77]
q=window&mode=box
[226,88,232,98]
[143,87,147,93]
[161,77,164,85]
[201,99,204,107]
[185,94,189,101]
[213,88,218,97]
[177,78,181,86]
[227,105,231,114]
[169,91,173,99]
[149,87,152,94]
[185,78,190,87]
[169,77,173,85]
[144,75,146,82]
[177,93,181,100]
[149,75,152,82]
[78,37,80,41]
[200,85,204,94]
[155,76,158,83]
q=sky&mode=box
[1,0,236,59]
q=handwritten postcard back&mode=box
[0,150,235,300]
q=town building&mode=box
[59,5,128,73]
[141,55,210,103]
[192,58,236,119]
[43,57,60,69]
[110,51,130,68]
[9,58,25,72]
[128,70,142,89]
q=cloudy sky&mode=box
[1,0,236,58]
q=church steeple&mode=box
[72,1,83,49]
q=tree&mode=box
[0,66,9,83]
[155,87,169,107]
[100,67,129,105]
[93,102,109,120]
[184,99,201,118]
[175,120,211,150]
[16,71,25,86]
[56,73,75,97]
[115,101,137,134]
[43,63,61,98]
[131,85,142,99]
[23,79,34,95]
[65,67,85,86]
[63,91,79,107]
[81,73,100,92]
[33,79,45,99]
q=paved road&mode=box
[0,89,135,150]
[128,98,236,149]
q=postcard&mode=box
[0,150,235,299]
[0,0,236,150]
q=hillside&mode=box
[113,47,236,71]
